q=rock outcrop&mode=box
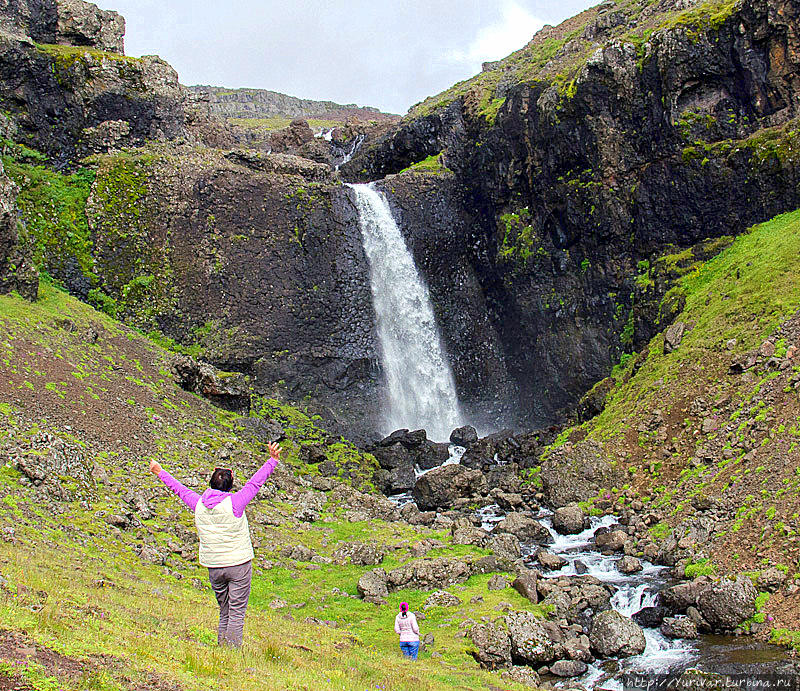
[0,158,38,300]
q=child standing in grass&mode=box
[394,602,420,660]
[149,441,281,648]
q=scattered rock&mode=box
[536,550,567,570]
[487,574,509,591]
[550,659,588,677]
[423,590,462,609]
[486,533,521,561]
[617,556,642,574]
[505,609,561,665]
[332,542,385,566]
[387,557,471,591]
[500,665,541,687]
[412,464,487,511]
[512,571,539,604]
[595,529,627,553]
[663,321,686,354]
[632,606,669,628]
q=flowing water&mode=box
[349,183,462,440]
[388,458,789,687]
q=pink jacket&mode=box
[394,612,420,642]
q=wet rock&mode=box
[494,512,553,544]
[540,441,621,507]
[632,606,669,628]
[357,568,388,604]
[450,425,478,446]
[505,609,561,665]
[552,504,586,534]
[550,659,588,677]
[661,578,712,613]
[589,610,646,657]
[414,441,450,471]
[594,529,627,553]
[412,464,487,511]
[512,571,539,604]
[663,321,686,354]
[494,491,525,511]
[332,542,385,566]
[469,621,511,669]
[696,576,757,631]
[661,615,698,639]
[617,556,642,574]
[423,590,462,609]
[536,550,567,570]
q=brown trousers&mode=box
[207,560,252,647]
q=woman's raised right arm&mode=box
[150,460,200,511]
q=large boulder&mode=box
[412,464,487,511]
[661,577,713,613]
[56,0,126,54]
[494,512,553,544]
[540,440,621,507]
[469,621,511,669]
[387,557,471,591]
[632,606,669,628]
[332,542,385,566]
[357,568,388,604]
[696,576,758,631]
[589,610,646,657]
[486,533,521,561]
[505,610,562,665]
[552,504,587,535]
[414,441,450,470]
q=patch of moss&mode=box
[399,153,452,175]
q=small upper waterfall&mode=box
[349,182,462,441]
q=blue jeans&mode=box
[399,641,419,660]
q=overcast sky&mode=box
[93,0,596,114]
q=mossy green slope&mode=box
[0,285,532,690]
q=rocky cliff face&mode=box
[4,0,800,440]
[0,157,37,300]
[187,85,398,122]
[341,0,800,428]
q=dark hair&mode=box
[210,468,233,492]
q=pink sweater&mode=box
[394,612,420,642]
[158,457,278,517]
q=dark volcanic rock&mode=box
[450,425,478,446]
[0,159,38,300]
[541,440,622,507]
[412,464,487,511]
[589,610,646,657]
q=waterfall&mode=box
[349,182,462,441]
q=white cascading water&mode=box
[349,182,462,441]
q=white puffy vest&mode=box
[194,496,254,568]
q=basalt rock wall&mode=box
[341,0,800,427]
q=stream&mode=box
[389,446,792,689]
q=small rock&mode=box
[661,615,698,639]
[487,574,509,591]
[617,556,642,574]
[550,659,588,677]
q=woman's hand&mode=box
[149,460,163,476]
[268,442,282,461]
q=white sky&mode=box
[93,0,596,114]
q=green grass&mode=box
[0,284,534,690]
[584,209,800,441]
[398,154,452,176]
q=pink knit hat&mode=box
[400,602,409,613]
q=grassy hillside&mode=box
[410,0,740,121]
[552,208,800,641]
[0,284,534,690]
